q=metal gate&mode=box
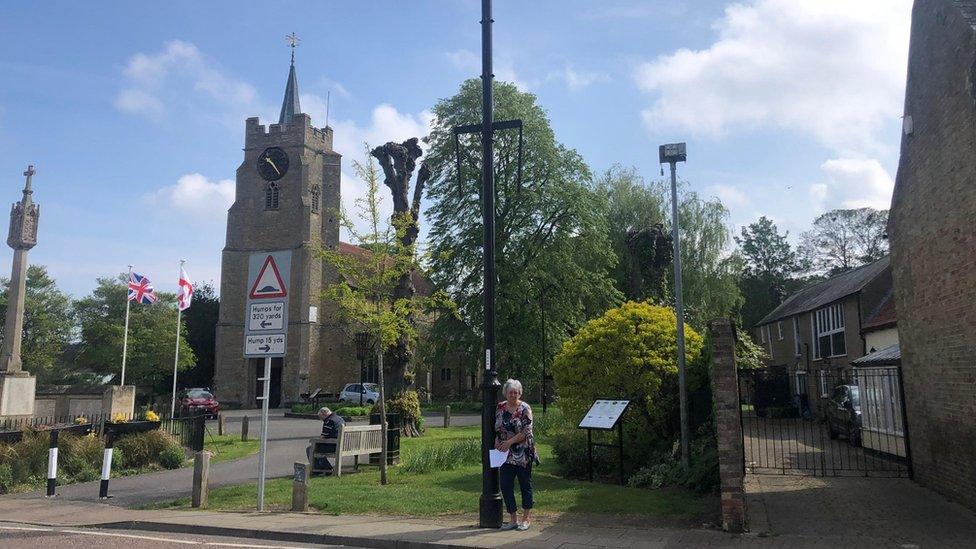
[739,366,911,477]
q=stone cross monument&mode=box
[0,165,39,417]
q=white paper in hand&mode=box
[489,449,509,468]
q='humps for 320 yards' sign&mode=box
[243,250,291,359]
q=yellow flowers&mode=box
[143,410,160,422]
[111,412,128,423]
[73,416,88,425]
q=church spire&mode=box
[278,32,302,125]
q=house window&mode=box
[440,368,452,381]
[265,182,280,210]
[819,370,830,397]
[777,321,784,340]
[813,303,846,359]
[794,371,808,395]
[310,184,321,214]
[793,317,802,356]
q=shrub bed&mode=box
[0,428,186,494]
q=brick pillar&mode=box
[709,318,745,533]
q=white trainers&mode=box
[516,522,530,531]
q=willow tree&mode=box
[423,79,620,386]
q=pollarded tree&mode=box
[320,147,454,483]
[552,301,704,441]
[424,79,620,385]
[370,138,431,394]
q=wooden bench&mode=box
[308,423,383,477]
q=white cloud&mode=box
[547,67,606,91]
[633,0,911,154]
[331,103,434,160]
[706,183,750,209]
[147,173,234,221]
[116,40,262,123]
[810,158,894,213]
[445,48,529,91]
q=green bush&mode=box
[158,445,186,469]
[335,405,371,417]
[378,390,424,436]
[401,439,480,473]
[0,463,12,494]
[113,430,183,470]
[534,406,570,438]
[291,403,316,414]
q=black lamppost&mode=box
[356,332,370,406]
[477,0,503,528]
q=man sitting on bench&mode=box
[307,406,345,474]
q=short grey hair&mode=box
[318,407,331,417]
[502,379,523,397]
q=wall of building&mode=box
[889,0,976,510]
[865,328,899,353]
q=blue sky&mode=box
[0,0,912,297]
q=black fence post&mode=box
[193,414,205,452]
[99,431,115,499]
[46,429,59,497]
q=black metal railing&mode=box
[739,366,910,477]
[162,414,206,452]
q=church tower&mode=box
[213,43,351,407]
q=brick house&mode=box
[753,256,894,415]
[888,0,976,510]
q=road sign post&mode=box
[243,250,291,511]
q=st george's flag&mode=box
[177,265,194,311]
[128,271,158,304]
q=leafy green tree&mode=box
[735,217,804,329]
[799,208,889,276]
[320,147,453,484]
[0,265,74,383]
[552,301,704,440]
[423,79,620,386]
[180,282,219,389]
[74,275,195,398]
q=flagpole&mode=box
[121,265,133,386]
[171,259,185,418]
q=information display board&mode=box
[578,399,630,430]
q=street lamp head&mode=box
[659,142,687,164]
[355,332,370,361]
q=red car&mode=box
[180,388,220,419]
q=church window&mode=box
[265,182,280,210]
[310,184,321,214]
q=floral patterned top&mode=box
[495,400,535,468]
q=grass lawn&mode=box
[151,426,709,520]
[204,434,260,463]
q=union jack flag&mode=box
[128,271,158,304]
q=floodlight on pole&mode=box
[659,141,690,471]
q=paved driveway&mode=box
[746,474,976,546]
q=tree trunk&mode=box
[371,139,431,397]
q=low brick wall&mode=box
[709,318,745,533]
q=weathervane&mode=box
[285,32,300,63]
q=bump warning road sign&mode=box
[249,255,288,299]
[244,250,291,358]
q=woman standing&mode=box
[495,379,536,531]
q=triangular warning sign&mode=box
[249,255,288,299]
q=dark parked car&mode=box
[180,388,220,419]
[826,384,861,446]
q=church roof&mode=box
[278,60,301,124]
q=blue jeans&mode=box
[500,463,533,514]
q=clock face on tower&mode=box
[256,147,289,181]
